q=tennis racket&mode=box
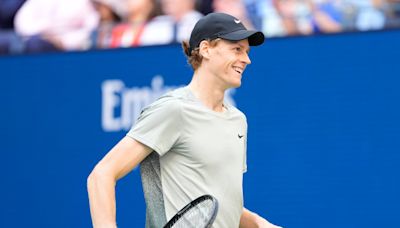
[163,194,219,228]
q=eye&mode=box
[235,47,241,52]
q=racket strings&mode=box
[171,199,215,228]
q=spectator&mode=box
[212,0,256,29]
[14,0,99,53]
[107,0,162,48]
[261,0,342,37]
[309,0,343,34]
[244,0,265,30]
[271,0,313,36]
[0,0,26,54]
[140,0,203,45]
[257,0,287,37]
[385,0,400,28]
[91,0,122,48]
[197,0,213,15]
[0,0,26,29]
[350,0,386,31]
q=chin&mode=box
[230,80,242,88]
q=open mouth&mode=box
[233,66,243,74]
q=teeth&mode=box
[234,67,243,74]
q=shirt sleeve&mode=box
[126,98,182,156]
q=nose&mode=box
[241,52,251,65]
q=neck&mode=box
[188,69,226,112]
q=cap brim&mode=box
[219,30,265,46]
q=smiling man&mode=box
[88,12,282,228]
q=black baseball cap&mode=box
[188,12,265,54]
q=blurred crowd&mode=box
[1,0,400,55]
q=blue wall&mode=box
[1,30,399,227]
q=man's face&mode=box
[207,39,251,89]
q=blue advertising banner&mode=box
[1,30,400,227]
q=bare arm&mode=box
[240,208,282,228]
[87,136,153,228]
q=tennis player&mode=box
[88,12,282,228]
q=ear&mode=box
[199,40,211,60]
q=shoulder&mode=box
[224,99,246,116]
[156,87,188,103]
[226,104,247,123]
[235,107,247,121]
[141,87,187,115]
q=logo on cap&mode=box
[234,19,241,24]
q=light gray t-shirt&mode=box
[127,86,247,228]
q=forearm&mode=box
[87,168,118,228]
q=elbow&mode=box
[87,165,113,192]
[87,167,98,193]
[87,169,96,190]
